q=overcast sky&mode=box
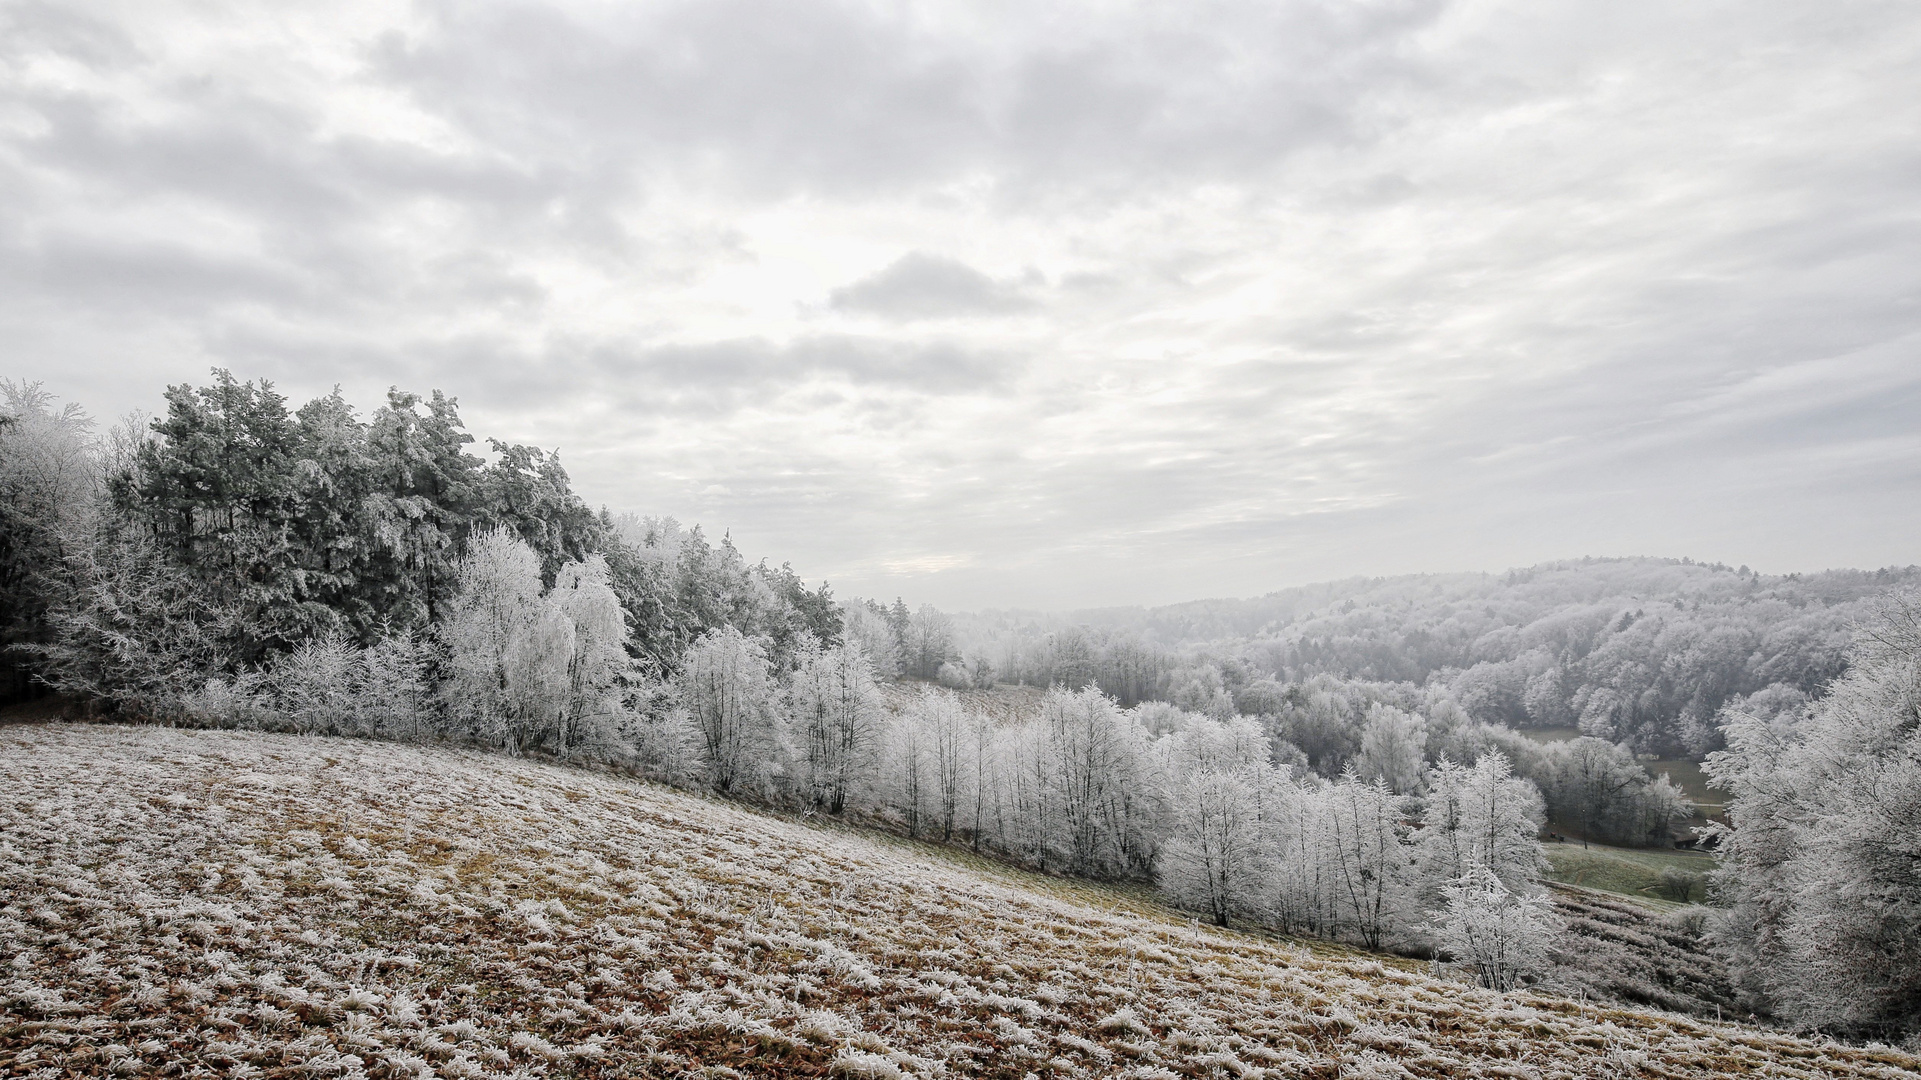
[5,0,1919,610]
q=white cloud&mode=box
[4,0,1918,608]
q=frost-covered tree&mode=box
[966,703,999,851]
[1430,864,1559,992]
[551,555,628,758]
[1168,663,1235,721]
[1002,719,1059,869]
[442,527,550,750]
[1415,752,1547,904]
[903,604,957,679]
[1542,736,1692,846]
[838,600,901,679]
[1264,778,1337,937]
[357,629,436,741]
[890,707,933,837]
[1706,589,1921,1038]
[1045,687,1153,877]
[626,679,700,783]
[1157,716,1278,926]
[32,528,240,716]
[679,626,779,795]
[1356,703,1428,794]
[440,528,627,756]
[0,381,99,702]
[1323,769,1411,950]
[787,639,884,814]
[505,596,574,749]
[878,690,982,839]
[923,691,972,841]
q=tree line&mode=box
[0,374,838,715]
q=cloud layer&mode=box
[5,0,1919,608]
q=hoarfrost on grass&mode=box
[2,723,1916,1080]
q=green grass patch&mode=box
[1644,757,1727,815]
[1544,842,1715,904]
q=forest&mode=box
[3,372,1918,1040]
[939,559,1915,758]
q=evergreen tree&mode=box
[0,381,97,702]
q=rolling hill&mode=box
[4,723,1917,1080]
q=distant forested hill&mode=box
[952,558,1920,756]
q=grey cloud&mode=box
[829,253,1037,320]
[1,231,308,314]
[596,335,1019,413]
[0,3,140,74]
[374,0,1439,202]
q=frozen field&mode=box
[4,723,1916,1080]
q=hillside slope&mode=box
[4,725,1916,1080]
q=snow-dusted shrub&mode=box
[271,630,363,735]
[180,671,276,729]
[1430,865,1559,992]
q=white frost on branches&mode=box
[1429,865,1560,992]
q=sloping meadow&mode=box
[3,724,1915,1080]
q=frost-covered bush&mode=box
[1431,865,1560,991]
[935,661,971,690]
[178,629,439,738]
